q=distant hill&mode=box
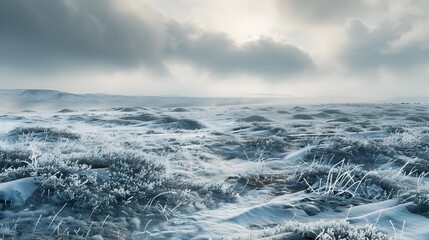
[0,89,135,110]
[388,96,429,103]
[0,89,91,102]
[0,89,372,111]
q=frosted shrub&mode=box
[0,141,33,169]
[106,155,166,203]
[309,136,391,166]
[261,220,390,240]
[8,127,80,142]
[42,152,167,209]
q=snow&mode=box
[0,97,428,239]
[283,145,316,162]
[0,177,39,205]
[0,89,370,111]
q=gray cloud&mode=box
[0,0,313,79]
[275,0,367,23]
[341,19,429,71]
[166,21,314,78]
[0,0,168,73]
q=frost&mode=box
[0,103,429,239]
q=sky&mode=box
[0,0,428,100]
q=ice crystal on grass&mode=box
[1,103,429,239]
[8,127,80,142]
[260,220,390,240]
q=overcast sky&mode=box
[0,0,428,99]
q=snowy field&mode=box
[1,102,429,239]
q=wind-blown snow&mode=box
[0,101,429,239]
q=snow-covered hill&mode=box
[0,89,370,111]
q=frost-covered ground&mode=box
[1,103,429,239]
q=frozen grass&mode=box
[260,220,390,240]
[0,135,241,239]
[306,136,394,167]
[43,152,167,209]
[235,126,429,215]
[8,127,80,142]
[0,143,32,169]
[0,103,429,239]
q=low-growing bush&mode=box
[260,220,390,240]
[9,127,80,142]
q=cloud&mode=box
[341,18,429,72]
[275,0,368,24]
[0,0,313,80]
[336,0,429,73]
[166,21,314,79]
[389,20,429,51]
[0,0,168,73]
